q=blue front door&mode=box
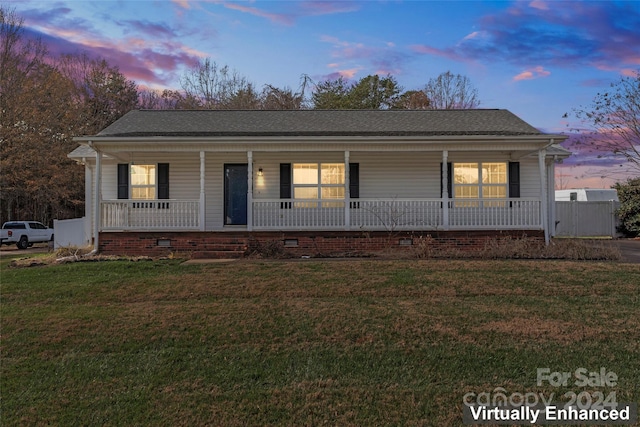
[224,164,248,225]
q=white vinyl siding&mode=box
[519,159,542,199]
[352,152,441,199]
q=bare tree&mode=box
[570,71,640,173]
[261,75,311,110]
[0,6,48,125]
[423,71,480,109]
[179,58,257,109]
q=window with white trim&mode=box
[453,162,507,207]
[293,163,345,207]
[131,165,156,199]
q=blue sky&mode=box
[9,0,640,188]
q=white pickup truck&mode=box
[0,221,54,249]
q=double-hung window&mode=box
[130,165,156,200]
[117,163,169,204]
[293,163,345,208]
[453,162,507,207]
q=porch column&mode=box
[344,151,350,230]
[442,150,449,230]
[247,151,253,231]
[199,151,205,231]
[538,148,549,244]
[93,146,102,252]
[547,159,556,237]
[84,158,93,246]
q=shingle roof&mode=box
[96,109,544,137]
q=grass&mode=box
[1,257,639,426]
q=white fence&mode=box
[54,217,90,249]
[555,201,620,237]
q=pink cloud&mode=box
[513,66,551,81]
[24,24,204,87]
[337,68,359,79]
[555,164,634,189]
[621,68,639,77]
[220,2,294,25]
[528,1,550,11]
[321,35,411,78]
[171,0,191,9]
[410,44,469,63]
[319,68,360,82]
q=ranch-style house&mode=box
[69,109,570,257]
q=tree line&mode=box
[138,59,480,111]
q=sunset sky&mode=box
[9,0,640,188]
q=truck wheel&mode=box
[17,236,29,250]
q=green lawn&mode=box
[1,258,639,426]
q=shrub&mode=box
[614,177,640,237]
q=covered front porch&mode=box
[90,144,553,236]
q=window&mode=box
[118,163,169,201]
[293,163,345,207]
[453,162,507,207]
[131,165,156,200]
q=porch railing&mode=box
[101,200,200,230]
[252,200,346,229]
[100,198,541,231]
[349,199,443,230]
[253,198,541,230]
[448,198,541,229]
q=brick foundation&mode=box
[98,230,544,258]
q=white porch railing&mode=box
[101,200,200,230]
[100,198,541,231]
[253,200,346,230]
[448,198,541,229]
[253,198,541,230]
[349,199,443,230]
